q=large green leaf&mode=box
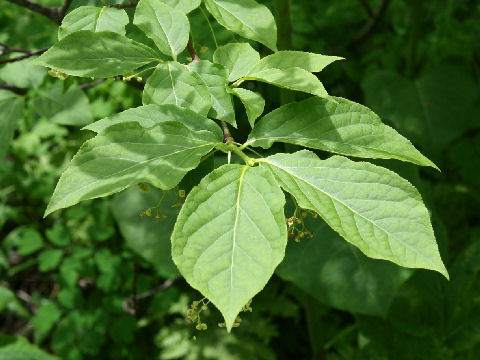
[249,51,342,73]
[32,83,93,126]
[276,219,412,316]
[134,0,189,60]
[172,164,287,330]
[58,6,129,39]
[0,90,23,159]
[260,150,448,278]
[111,187,179,278]
[45,121,222,216]
[241,67,328,98]
[84,104,219,134]
[162,0,201,13]
[213,43,260,82]
[362,66,480,160]
[247,96,437,168]
[188,60,235,125]
[32,31,159,78]
[228,87,264,127]
[204,0,277,51]
[143,61,212,116]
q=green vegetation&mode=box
[1,0,479,359]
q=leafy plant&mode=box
[30,0,450,332]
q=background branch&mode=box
[0,47,49,65]
[333,0,391,53]
[0,83,28,95]
[357,0,374,18]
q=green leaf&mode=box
[249,51,343,73]
[162,0,201,13]
[0,90,23,159]
[143,61,212,116]
[213,43,260,82]
[247,96,437,168]
[260,150,448,278]
[0,59,46,88]
[58,6,129,39]
[362,66,480,160]
[45,225,71,247]
[204,0,277,51]
[85,104,219,134]
[38,249,64,272]
[134,0,189,59]
[188,60,235,126]
[45,121,222,216]
[228,87,264,127]
[111,187,179,278]
[16,228,44,256]
[32,303,62,336]
[276,219,413,315]
[241,67,328,98]
[32,84,93,126]
[32,31,159,78]
[172,164,287,330]
[0,336,60,360]
[0,287,29,317]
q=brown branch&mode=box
[113,1,139,9]
[122,278,178,315]
[0,47,50,65]
[187,40,200,63]
[333,0,391,53]
[0,43,31,56]
[357,0,374,18]
[0,83,28,95]
[5,0,72,24]
[78,78,106,89]
[221,121,233,143]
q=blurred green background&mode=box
[1,0,479,359]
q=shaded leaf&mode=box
[276,219,412,315]
[32,84,93,126]
[172,165,287,330]
[0,90,23,159]
[362,66,480,160]
[111,187,179,278]
[228,87,264,127]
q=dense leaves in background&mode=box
[1,0,479,359]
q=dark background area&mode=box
[1,0,479,359]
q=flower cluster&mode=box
[286,209,317,242]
